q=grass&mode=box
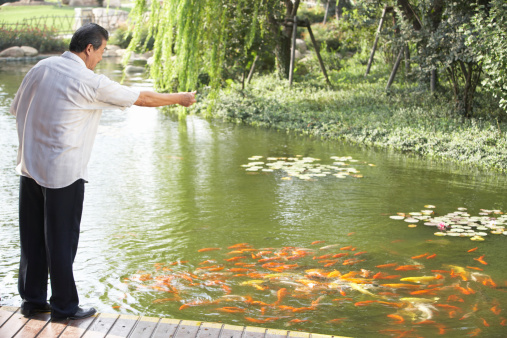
[189,56,507,173]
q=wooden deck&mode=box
[0,306,348,338]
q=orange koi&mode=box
[431,270,451,274]
[467,247,478,252]
[426,253,437,259]
[221,285,232,294]
[228,268,251,272]
[235,262,256,267]
[199,260,216,265]
[275,288,287,305]
[332,253,349,258]
[354,251,367,256]
[500,318,507,326]
[354,301,377,306]
[436,304,461,310]
[376,263,398,269]
[466,266,483,271]
[244,317,279,323]
[287,319,310,324]
[179,299,217,310]
[473,255,488,265]
[198,247,221,252]
[258,257,281,263]
[324,260,339,267]
[292,306,316,312]
[342,259,365,265]
[347,232,356,236]
[447,295,464,303]
[326,318,347,324]
[112,305,121,309]
[228,243,251,249]
[216,307,245,313]
[377,301,404,308]
[313,254,332,260]
[311,240,326,245]
[373,272,400,280]
[491,305,501,315]
[225,256,247,262]
[480,318,489,327]
[414,320,437,325]
[410,289,438,296]
[411,253,428,259]
[387,314,405,324]
[395,265,423,271]
[467,328,481,337]
[227,250,245,255]
[382,284,422,289]
[340,246,353,250]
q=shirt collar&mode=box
[61,51,87,68]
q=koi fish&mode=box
[400,275,443,284]
[467,247,478,252]
[436,304,461,310]
[275,288,287,305]
[311,240,326,245]
[383,284,423,290]
[376,263,398,269]
[228,243,251,249]
[395,265,423,271]
[354,251,367,256]
[426,253,437,259]
[491,305,501,315]
[326,318,347,324]
[349,282,377,297]
[411,253,428,259]
[313,254,332,260]
[332,253,349,258]
[387,314,405,324]
[473,255,488,265]
[466,266,483,271]
[319,244,340,250]
[355,300,378,306]
[340,246,354,250]
[225,256,247,262]
[244,317,279,323]
[216,307,245,313]
[467,328,481,337]
[198,247,221,252]
[287,319,310,324]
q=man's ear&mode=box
[85,44,94,55]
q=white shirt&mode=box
[10,51,140,189]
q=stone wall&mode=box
[73,7,128,31]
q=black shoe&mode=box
[52,306,96,321]
[20,302,52,317]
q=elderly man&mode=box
[10,23,196,321]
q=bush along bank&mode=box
[192,66,507,173]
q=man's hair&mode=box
[69,23,109,53]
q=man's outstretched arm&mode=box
[134,91,196,107]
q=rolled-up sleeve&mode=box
[95,75,140,109]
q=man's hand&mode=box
[178,91,197,107]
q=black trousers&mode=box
[18,176,85,317]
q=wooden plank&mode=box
[197,322,222,338]
[37,317,70,338]
[82,313,119,338]
[243,326,266,338]
[0,308,29,337]
[0,306,18,327]
[266,328,289,338]
[151,318,180,338]
[105,314,139,337]
[14,312,50,337]
[174,320,201,338]
[128,316,159,337]
[58,315,95,338]
[219,324,244,338]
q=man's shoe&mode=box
[52,307,97,321]
[20,302,51,317]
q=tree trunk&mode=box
[268,0,300,79]
[396,0,422,31]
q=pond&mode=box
[1,57,507,338]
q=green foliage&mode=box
[109,23,154,50]
[392,1,483,117]
[0,25,67,52]
[194,59,507,172]
[467,0,507,112]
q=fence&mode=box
[0,10,129,34]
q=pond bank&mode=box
[0,306,344,338]
[199,70,507,174]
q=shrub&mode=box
[109,23,154,51]
[0,25,67,53]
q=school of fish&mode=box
[124,238,506,337]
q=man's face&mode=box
[86,39,107,70]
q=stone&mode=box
[295,39,307,54]
[0,46,25,57]
[124,65,146,74]
[92,8,128,30]
[20,46,38,57]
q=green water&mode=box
[1,58,506,337]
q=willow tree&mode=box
[127,0,302,96]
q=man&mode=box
[10,23,196,321]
